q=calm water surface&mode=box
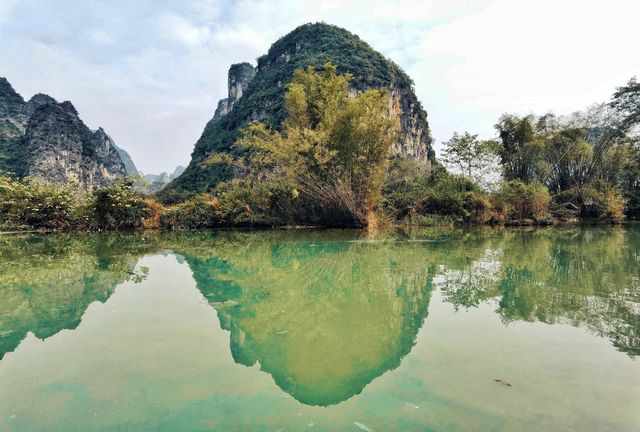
[0,226,639,431]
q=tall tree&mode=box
[232,62,398,227]
[441,132,501,189]
[494,114,546,183]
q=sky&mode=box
[0,0,638,173]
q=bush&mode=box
[554,182,626,223]
[160,181,296,229]
[0,176,88,230]
[383,161,505,225]
[141,198,164,229]
[160,195,221,229]
[496,180,551,222]
[93,180,149,230]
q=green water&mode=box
[0,226,638,431]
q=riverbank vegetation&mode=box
[0,176,157,231]
[1,67,638,231]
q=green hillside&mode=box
[160,23,433,202]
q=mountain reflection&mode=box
[0,226,638,406]
[173,231,436,406]
[0,233,157,360]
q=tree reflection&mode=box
[0,233,157,360]
[435,226,640,356]
[172,230,438,406]
[0,225,637,408]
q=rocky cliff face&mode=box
[213,62,256,120]
[111,140,138,175]
[163,23,435,201]
[0,77,133,188]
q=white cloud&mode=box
[211,26,268,52]
[1,0,638,171]
[415,0,640,149]
[0,0,18,30]
[91,30,114,45]
[160,13,213,48]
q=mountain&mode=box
[140,165,185,194]
[112,142,138,175]
[0,77,133,188]
[160,23,435,202]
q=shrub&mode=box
[93,180,149,230]
[160,181,296,229]
[496,180,551,222]
[554,182,626,223]
[0,175,88,230]
[160,195,221,229]
[141,198,164,229]
[383,161,505,225]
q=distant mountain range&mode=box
[139,165,186,194]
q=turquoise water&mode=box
[0,226,639,431]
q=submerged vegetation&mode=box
[0,68,638,231]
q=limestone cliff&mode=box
[213,62,256,120]
[0,77,133,188]
[163,23,434,201]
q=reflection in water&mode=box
[0,233,156,360]
[0,225,639,409]
[176,231,436,405]
[434,227,640,356]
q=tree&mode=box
[441,132,501,189]
[494,114,547,183]
[609,77,640,216]
[610,77,640,131]
[231,62,398,227]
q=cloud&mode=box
[160,14,213,48]
[0,0,18,29]
[0,0,638,171]
[411,0,640,151]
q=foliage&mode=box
[159,181,295,229]
[141,198,164,229]
[0,176,155,231]
[610,77,640,131]
[228,63,398,227]
[621,145,640,217]
[493,78,640,220]
[496,180,551,222]
[494,114,545,183]
[160,23,432,201]
[383,162,505,225]
[0,175,87,230]
[441,132,500,189]
[160,195,221,229]
[554,182,626,223]
[93,180,150,230]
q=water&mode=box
[0,226,638,431]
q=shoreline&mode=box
[1,219,635,236]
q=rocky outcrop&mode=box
[228,63,256,106]
[163,23,435,200]
[24,103,126,187]
[0,77,133,188]
[213,62,256,120]
[389,88,431,159]
[210,57,431,160]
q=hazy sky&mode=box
[1,0,638,173]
